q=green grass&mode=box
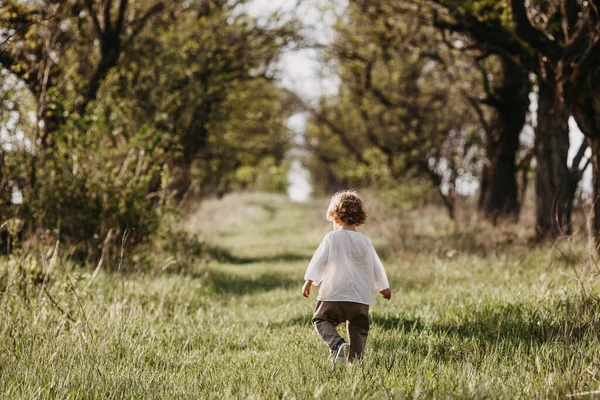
[2,192,600,398]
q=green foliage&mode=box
[30,115,172,259]
[0,71,36,230]
[307,3,482,201]
[0,251,45,300]
[448,0,513,26]
[134,211,208,273]
[233,156,291,193]
[107,4,299,199]
[0,0,300,253]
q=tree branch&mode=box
[311,108,368,165]
[472,54,497,102]
[122,2,165,49]
[560,0,581,42]
[103,0,113,34]
[116,0,128,33]
[510,0,560,60]
[85,0,104,36]
[462,90,489,134]
[430,2,536,71]
[517,148,535,170]
[0,52,40,90]
[571,140,589,171]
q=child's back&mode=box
[301,190,391,364]
[305,229,388,305]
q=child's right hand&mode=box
[380,288,392,300]
[302,280,313,298]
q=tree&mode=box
[106,2,300,201]
[0,0,301,255]
[465,53,530,223]
[0,0,170,237]
[550,0,600,247]
[348,1,535,224]
[306,3,482,219]
[423,0,588,239]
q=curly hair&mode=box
[326,190,368,226]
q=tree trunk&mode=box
[534,82,571,240]
[589,137,600,251]
[569,94,600,250]
[557,37,600,250]
[479,131,521,223]
[478,57,530,223]
[440,184,456,221]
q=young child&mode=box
[302,190,391,363]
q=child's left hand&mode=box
[302,280,313,298]
[380,288,392,300]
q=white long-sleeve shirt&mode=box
[304,229,390,305]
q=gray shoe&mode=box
[332,339,349,364]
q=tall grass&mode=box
[1,192,600,398]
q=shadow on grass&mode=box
[276,314,426,332]
[271,314,312,328]
[394,229,580,265]
[371,299,600,345]
[203,269,297,295]
[208,246,309,265]
[274,313,426,331]
[390,228,534,259]
[273,305,598,366]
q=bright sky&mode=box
[246,0,342,102]
[246,0,344,201]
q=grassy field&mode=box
[2,192,600,398]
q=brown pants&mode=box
[312,300,370,361]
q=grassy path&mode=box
[2,193,600,398]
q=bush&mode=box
[30,117,172,262]
[132,210,207,273]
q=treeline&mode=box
[0,0,300,258]
[2,0,600,259]
[305,0,600,245]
